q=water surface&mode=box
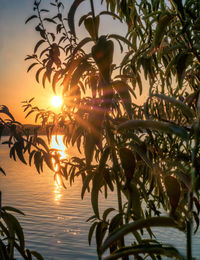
[0,136,199,259]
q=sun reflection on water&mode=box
[50,135,67,203]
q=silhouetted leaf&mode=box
[109,34,132,48]
[118,119,189,140]
[25,15,38,24]
[164,176,180,211]
[152,94,194,119]
[72,37,92,56]
[91,172,104,219]
[27,63,38,72]
[103,244,185,260]
[68,0,86,37]
[88,221,98,245]
[2,206,24,215]
[84,16,99,40]
[44,18,57,24]
[99,11,121,22]
[34,39,46,53]
[35,67,45,83]
[101,217,180,254]
[15,142,27,164]
[81,172,94,199]
[0,167,6,175]
[102,208,115,221]
[30,251,44,260]
[112,80,132,119]
[78,12,92,26]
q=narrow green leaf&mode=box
[91,172,103,219]
[152,94,194,119]
[99,11,121,22]
[81,172,94,199]
[30,251,44,260]
[103,244,185,260]
[109,34,132,48]
[118,119,189,140]
[102,208,115,222]
[88,221,98,245]
[101,217,180,254]
[2,206,25,216]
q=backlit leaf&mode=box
[101,217,180,254]
[118,119,189,140]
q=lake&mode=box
[0,135,200,259]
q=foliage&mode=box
[0,198,44,260]
[1,0,200,259]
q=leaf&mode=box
[27,63,38,72]
[72,37,92,57]
[25,110,34,118]
[34,39,46,53]
[84,16,99,40]
[112,80,132,119]
[42,71,47,88]
[30,251,44,260]
[118,119,189,140]
[25,15,38,24]
[35,137,49,152]
[176,53,191,88]
[35,67,45,83]
[102,169,114,191]
[2,206,25,216]
[88,221,98,245]
[119,147,135,180]
[68,0,86,37]
[29,97,35,103]
[152,94,194,119]
[3,212,25,249]
[109,34,132,48]
[164,176,181,211]
[0,167,6,175]
[0,105,15,121]
[102,208,115,222]
[101,217,180,254]
[78,12,92,26]
[98,147,110,172]
[34,151,42,173]
[40,9,49,13]
[103,244,185,260]
[99,11,121,22]
[84,134,96,168]
[81,172,94,199]
[153,12,174,49]
[52,71,61,94]
[15,142,27,164]
[91,172,103,219]
[44,18,57,24]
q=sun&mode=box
[51,96,63,108]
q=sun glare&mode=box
[51,96,63,108]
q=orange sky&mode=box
[0,0,148,124]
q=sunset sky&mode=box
[0,0,145,124]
